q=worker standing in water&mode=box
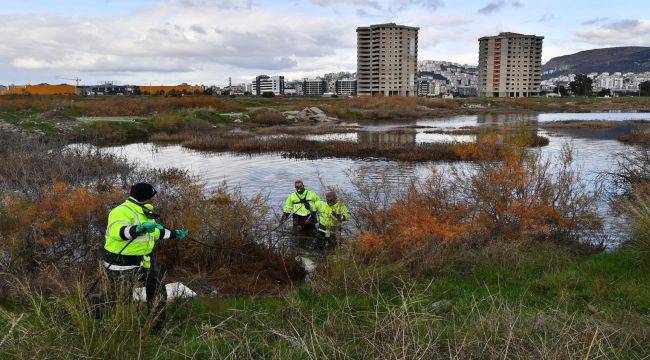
[103,182,188,309]
[281,180,320,233]
[314,191,350,246]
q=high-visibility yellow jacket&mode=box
[315,200,350,230]
[104,198,172,269]
[282,190,320,217]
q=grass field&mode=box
[1,244,647,359]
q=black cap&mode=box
[129,183,157,202]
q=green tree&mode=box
[597,88,611,97]
[569,74,593,96]
[640,81,650,96]
[554,85,568,97]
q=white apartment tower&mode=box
[478,32,543,98]
[357,23,419,97]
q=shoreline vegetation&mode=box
[150,129,549,162]
[0,96,649,358]
[0,95,649,143]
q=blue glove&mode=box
[135,221,159,234]
[175,229,189,239]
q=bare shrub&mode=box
[248,109,292,126]
[619,128,650,146]
[183,132,505,162]
[0,129,303,295]
[348,141,603,269]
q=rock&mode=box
[220,112,248,123]
[429,299,452,312]
[283,107,338,123]
[0,122,20,133]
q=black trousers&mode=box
[106,266,166,305]
[292,213,317,233]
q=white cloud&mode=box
[574,19,650,46]
[0,1,358,84]
[476,0,522,14]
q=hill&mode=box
[542,46,650,79]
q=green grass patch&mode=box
[1,248,648,358]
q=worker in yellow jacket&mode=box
[281,180,320,233]
[104,182,188,306]
[314,191,350,244]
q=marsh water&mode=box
[98,112,650,247]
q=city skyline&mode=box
[0,0,648,86]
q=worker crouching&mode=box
[102,183,188,315]
[315,191,350,246]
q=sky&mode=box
[0,0,648,86]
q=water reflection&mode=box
[357,130,416,145]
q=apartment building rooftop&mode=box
[356,23,419,32]
[479,32,544,40]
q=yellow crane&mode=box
[60,77,82,86]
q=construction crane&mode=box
[59,77,82,86]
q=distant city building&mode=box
[541,71,650,95]
[417,79,431,96]
[357,23,419,97]
[78,83,138,96]
[456,86,478,97]
[0,85,6,95]
[302,78,327,96]
[285,80,303,95]
[418,61,478,95]
[4,84,76,95]
[139,84,204,95]
[283,82,297,95]
[478,32,544,98]
[251,75,284,96]
[323,72,354,93]
[335,78,357,96]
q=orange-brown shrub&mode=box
[352,142,603,263]
[1,183,123,272]
[0,129,304,295]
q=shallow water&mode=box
[98,112,648,247]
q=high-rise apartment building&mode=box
[357,23,419,97]
[478,32,543,98]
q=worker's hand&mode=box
[334,213,343,221]
[135,221,159,234]
[174,229,189,239]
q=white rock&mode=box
[132,282,197,301]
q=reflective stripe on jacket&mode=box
[315,200,350,229]
[104,198,172,268]
[282,190,320,217]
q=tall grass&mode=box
[2,246,647,359]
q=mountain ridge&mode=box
[542,47,650,79]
